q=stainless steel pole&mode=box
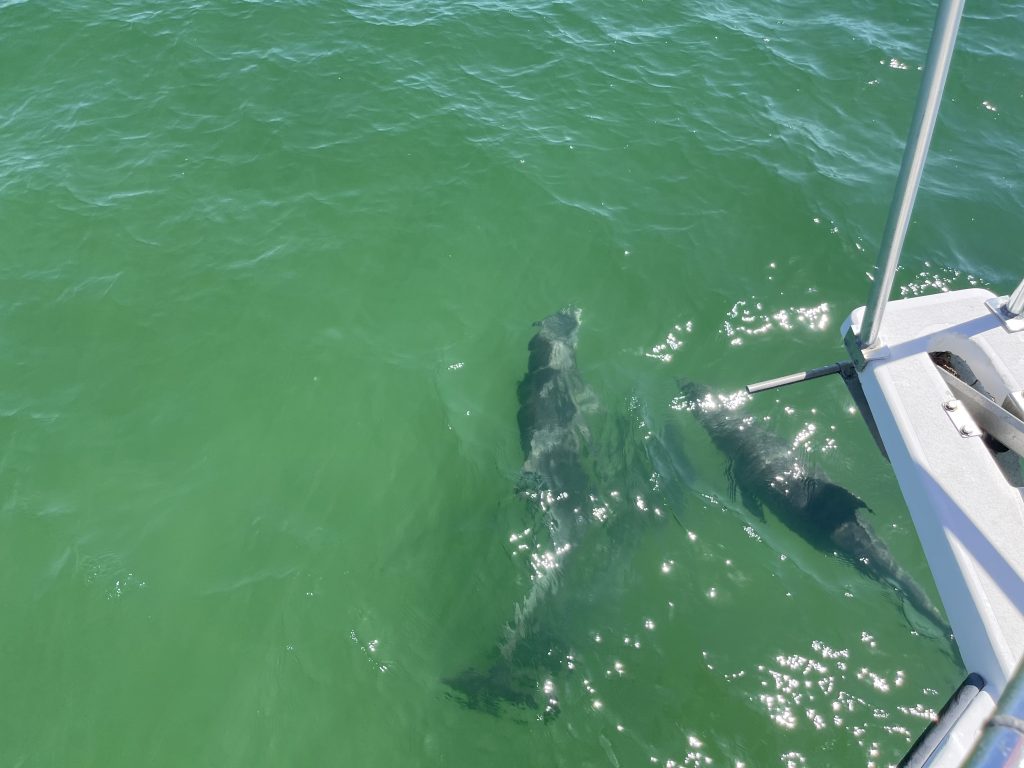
[962,660,1024,768]
[1006,276,1024,318]
[745,362,844,394]
[857,0,966,350]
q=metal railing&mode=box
[963,659,1024,767]
[846,0,966,359]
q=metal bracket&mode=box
[984,296,1024,332]
[843,327,868,371]
[843,326,891,372]
[940,397,982,438]
[937,368,1024,455]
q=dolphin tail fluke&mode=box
[834,516,952,637]
[897,585,955,641]
[892,568,953,639]
[443,651,564,721]
[445,588,569,719]
[443,661,540,717]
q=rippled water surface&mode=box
[2,1,1022,765]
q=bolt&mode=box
[960,424,973,436]
[943,400,958,412]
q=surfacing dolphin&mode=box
[674,379,951,637]
[445,308,602,717]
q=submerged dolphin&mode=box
[445,308,601,717]
[674,379,951,636]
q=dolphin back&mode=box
[831,511,951,634]
[516,307,596,503]
[445,308,597,718]
[676,379,951,636]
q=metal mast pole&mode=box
[855,0,966,352]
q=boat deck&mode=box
[843,287,1024,766]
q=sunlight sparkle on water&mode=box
[720,300,830,342]
[671,389,750,413]
[900,264,981,297]
[646,322,691,362]
[530,549,563,574]
[742,637,941,759]
[508,527,532,543]
[791,422,817,451]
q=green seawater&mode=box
[1,0,1022,765]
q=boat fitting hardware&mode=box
[942,397,981,438]
[746,362,845,394]
[937,368,1024,456]
[962,656,1024,768]
[745,361,888,460]
[1008,275,1024,317]
[899,673,985,768]
[843,325,893,372]
[984,295,1024,333]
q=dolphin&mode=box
[672,379,951,636]
[445,308,603,717]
